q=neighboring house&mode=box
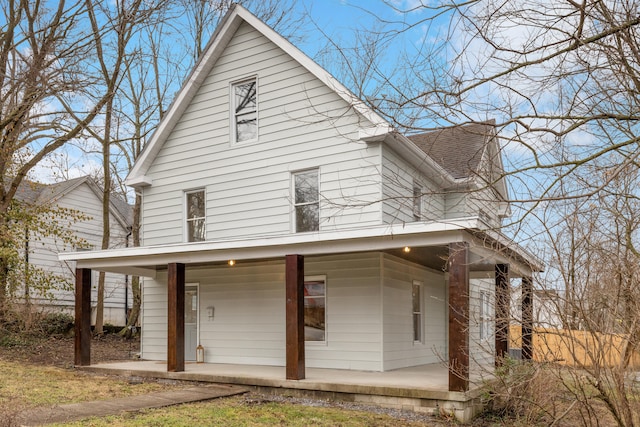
[62,4,541,399]
[511,286,564,330]
[15,176,132,326]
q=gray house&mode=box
[61,5,540,420]
[16,176,132,325]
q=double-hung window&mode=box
[232,78,257,143]
[304,276,326,341]
[412,281,423,342]
[293,169,319,232]
[186,189,205,242]
[413,181,422,221]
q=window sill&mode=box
[305,340,328,347]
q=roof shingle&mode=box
[407,121,495,180]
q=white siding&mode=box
[27,182,131,325]
[381,145,444,224]
[140,253,383,371]
[468,274,495,374]
[305,253,382,371]
[381,253,447,370]
[445,187,501,228]
[142,22,382,246]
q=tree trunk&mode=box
[120,193,142,338]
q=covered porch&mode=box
[63,219,540,421]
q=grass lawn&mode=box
[54,396,437,426]
[0,359,446,426]
[0,361,175,407]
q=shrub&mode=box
[36,312,74,336]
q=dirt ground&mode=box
[0,334,139,367]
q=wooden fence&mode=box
[509,325,640,368]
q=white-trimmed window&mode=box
[304,276,326,341]
[293,169,319,232]
[412,280,423,342]
[413,181,422,221]
[232,78,257,143]
[185,189,205,242]
[480,291,491,341]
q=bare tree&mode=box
[0,0,119,318]
[309,2,640,425]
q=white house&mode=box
[16,176,132,326]
[61,4,540,403]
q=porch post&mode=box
[495,264,510,366]
[448,242,469,392]
[285,254,305,380]
[521,276,534,361]
[74,268,92,366]
[167,262,185,372]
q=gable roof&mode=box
[407,121,495,180]
[408,121,510,205]
[125,4,390,188]
[15,176,133,228]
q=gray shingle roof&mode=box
[14,176,133,226]
[407,121,495,180]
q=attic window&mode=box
[232,78,257,143]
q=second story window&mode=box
[413,182,422,221]
[186,189,205,242]
[293,169,319,232]
[232,78,257,143]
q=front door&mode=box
[185,285,198,361]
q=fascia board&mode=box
[59,219,478,265]
[382,132,458,188]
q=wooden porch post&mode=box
[521,276,534,361]
[285,254,305,380]
[495,264,510,366]
[167,263,185,372]
[74,268,92,366]
[448,242,469,392]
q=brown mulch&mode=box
[0,334,139,368]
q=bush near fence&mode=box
[509,325,640,368]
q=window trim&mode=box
[292,168,320,233]
[304,275,327,344]
[184,188,206,242]
[479,290,491,341]
[230,76,258,144]
[412,280,424,344]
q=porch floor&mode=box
[80,360,489,403]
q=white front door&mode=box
[185,285,198,361]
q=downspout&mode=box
[124,226,132,323]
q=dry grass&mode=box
[0,359,182,427]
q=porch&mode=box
[63,221,541,422]
[80,359,489,421]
